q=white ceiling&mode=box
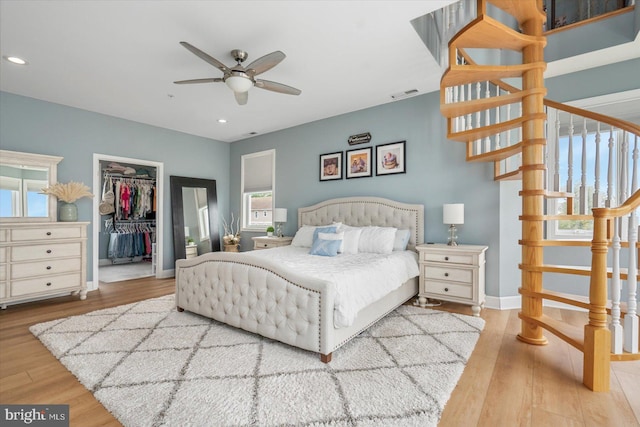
[1,1,638,143]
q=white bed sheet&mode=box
[248,246,419,328]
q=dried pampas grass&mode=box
[41,181,94,203]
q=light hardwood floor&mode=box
[1,278,638,427]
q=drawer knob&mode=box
[46,282,52,286]
[444,287,449,292]
[444,272,449,277]
[46,232,52,236]
[46,249,52,254]
[46,266,52,270]
[444,256,449,261]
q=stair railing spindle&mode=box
[567,115,574,194]
[495,85,501,149]
[620,131,629,205]
[610,217,623,354]
[467,83,472,132]
[554,109,561,192]
[453,85,459,132]
[580,118,588,214]
[593,122,602,208]
[475,82,481,155]
[624,207,639,353]
[484,81,491,153]
[607,126,615,207]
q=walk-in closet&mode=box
[98,159,157,282]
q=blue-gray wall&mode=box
[230,91,503,296]
[0,91,231,279]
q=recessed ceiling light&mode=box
[3,56,27,65]
[217,119,227,124]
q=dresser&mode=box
[252,236,293,250]
[0,222,89,309]
[416,244,488,316]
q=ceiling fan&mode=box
[174,42,301,105]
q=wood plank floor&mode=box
[1,277,638,427]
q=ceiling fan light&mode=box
[225,75,252,93]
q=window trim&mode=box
[240,149,275,232]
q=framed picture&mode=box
[346,147,372,179]
[319,151,343,181]
[376,141,406,176]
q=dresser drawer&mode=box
[11,258,82,279]
[11,226,82,242]
[11,273,81,296]
[424,265,472,284]
[422,252,473,265]
[424,280,472,299]
[11,242,82,262]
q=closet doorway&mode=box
[92,154,164,289]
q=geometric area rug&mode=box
[30,295,485,427]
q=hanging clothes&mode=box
[103,173,156,221]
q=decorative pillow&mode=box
[309,232,343,256]
[358,226,397,254]
[291,225,317,247]
[312,226,337,243]
[393,229,411,251]
[340,227,363,254]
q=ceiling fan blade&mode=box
[246,51,285,76]
[234,91,248,105]
[254,79,301,96]
[179,41,228,73]
[173,78,223,84]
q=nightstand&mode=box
[416,244,488,316]
[252,236,293,250]
[185,245,198,259]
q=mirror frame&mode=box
[170,175,220,260]
[0,149,63,222]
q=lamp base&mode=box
[276,223,283,238]
[447,224,458,246]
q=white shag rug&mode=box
[30,295,484,427]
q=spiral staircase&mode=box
[439,0,640,391]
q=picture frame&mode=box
[319,151,343,181]
[376,141,406,176]
[346,147,372,179]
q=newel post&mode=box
[584,212,611,392]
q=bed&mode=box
[175,196,424,362]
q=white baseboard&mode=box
[158,269,175,279]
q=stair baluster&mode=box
[580,118,588,214]
[611,218,623,354]
[594,123,602,208]
[607,126,615,207]
[567,114,574,194]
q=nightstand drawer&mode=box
[424,266,472,284]
[425,281,472,299]
[255,241,278,249]
[422,252,473,265]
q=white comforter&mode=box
[249,246,419,328]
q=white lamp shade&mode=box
[443,203,464,225]
[274,208,288,222]
[225,75,253,93]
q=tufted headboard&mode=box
[298,197,424,250]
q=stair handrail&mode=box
[592,188,640,220]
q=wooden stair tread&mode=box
[451,14,546,51]
[494,168,521,181]
[467,141,522,162]
[486,0,547,25]
[521,263,638,280]
[447,114,546,142]
[519,288,590,310]
[441,62,546,87]
[544,191,574,199]
[519,312,584,351]
[519,239,591,247]
[441,88,545,118]
[520,214,593,221]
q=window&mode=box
[0,176,48,218]
[241,150,275,231]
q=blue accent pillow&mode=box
[312,226,337,243]
[309,235,342,256]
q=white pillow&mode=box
[358,226,397,254]
[291,225,317,247]
[340,227,362,254]
[393,229,411,251]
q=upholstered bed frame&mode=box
[175,196,424,362]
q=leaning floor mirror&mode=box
[170,176,220,260]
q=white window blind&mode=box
[243,151,274,193]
